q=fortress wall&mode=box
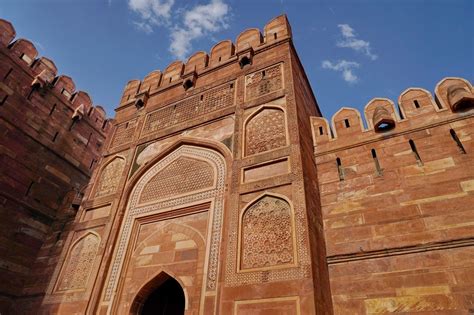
[312,78,474,313]
[0,19,111,314]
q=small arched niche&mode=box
[130,272,186,315]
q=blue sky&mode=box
[2,0,473,119]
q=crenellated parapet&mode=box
[116,15,292,111]
[311,77,474,153]
[0,19,111,133]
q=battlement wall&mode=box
[112,15,292,121]
[311,77,474,154]
[0,19,111,313]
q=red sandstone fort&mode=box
[0,15,473,315]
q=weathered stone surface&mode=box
[0,18,110,314]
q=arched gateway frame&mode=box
[101,144,227,314]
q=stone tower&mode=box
[39,15,334,314]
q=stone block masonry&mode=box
[312,78,474,314]
[0,19,111,314]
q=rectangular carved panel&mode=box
[242,158,289,183]
[234,296,300,315]
[142,81,235,137]
[245,63,283,101]
[81,205,111,221]
[109,118,137,149]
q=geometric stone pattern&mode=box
[225,191,310,287]
[109,118,137,148]
[94,157,125,198]
[245,107,287,156]
[142,82,235,136]
[241,195,294,270]
[104,145,226,301]
[139,156,215,204]
[245,63,283,100]
[56,233,100,291]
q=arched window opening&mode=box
[239,56,251,68]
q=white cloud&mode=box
[170,0,229,59]
[128,0,230,60]
[322,60,360,84]
[128,0,175,28]
[337,24,377,60]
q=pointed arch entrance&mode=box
[101,143,228,314]
[131,272,185,315]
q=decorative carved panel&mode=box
[94,157,125,198]
[139,156,215,204]
[110,119,137,149]
[142,82,235,136]
[245,63,283,100]
[240,195,294,270]
[57,233,100,291]
[245,107,287,156]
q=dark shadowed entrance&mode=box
[131,273,185,315]
[141,277,185,315]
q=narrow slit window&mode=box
[27,87,35,100]
[49,104,56,116]
[102,120,107,130]
[3,68,12,80]
[68,120,76,131]
[409,139,423,166]
[89,159,96,169]
[0,94,8,105]
[319,126,324,135]
[25,181,34,196]
[169,77,172,83]
[200,94,204,101]
[450,129,466,154]
[273,33,278,40]
[230,83,234,89]
[336,157,344,181]
[52,131,59,142]
[413,100,420,109]
[218,56,222,62]
[371,149,383,176]
[86,133,92,147]
[262,70,266,78]
[344,119,350,128]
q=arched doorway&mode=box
[141,276,185,315]
[105,144,228,314]
[132,273,186,315]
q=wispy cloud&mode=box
[128,0,230,60]
[128,0,175,27]
[170,0,229,59]
[337,24,377,60]
[322,60,360,84]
